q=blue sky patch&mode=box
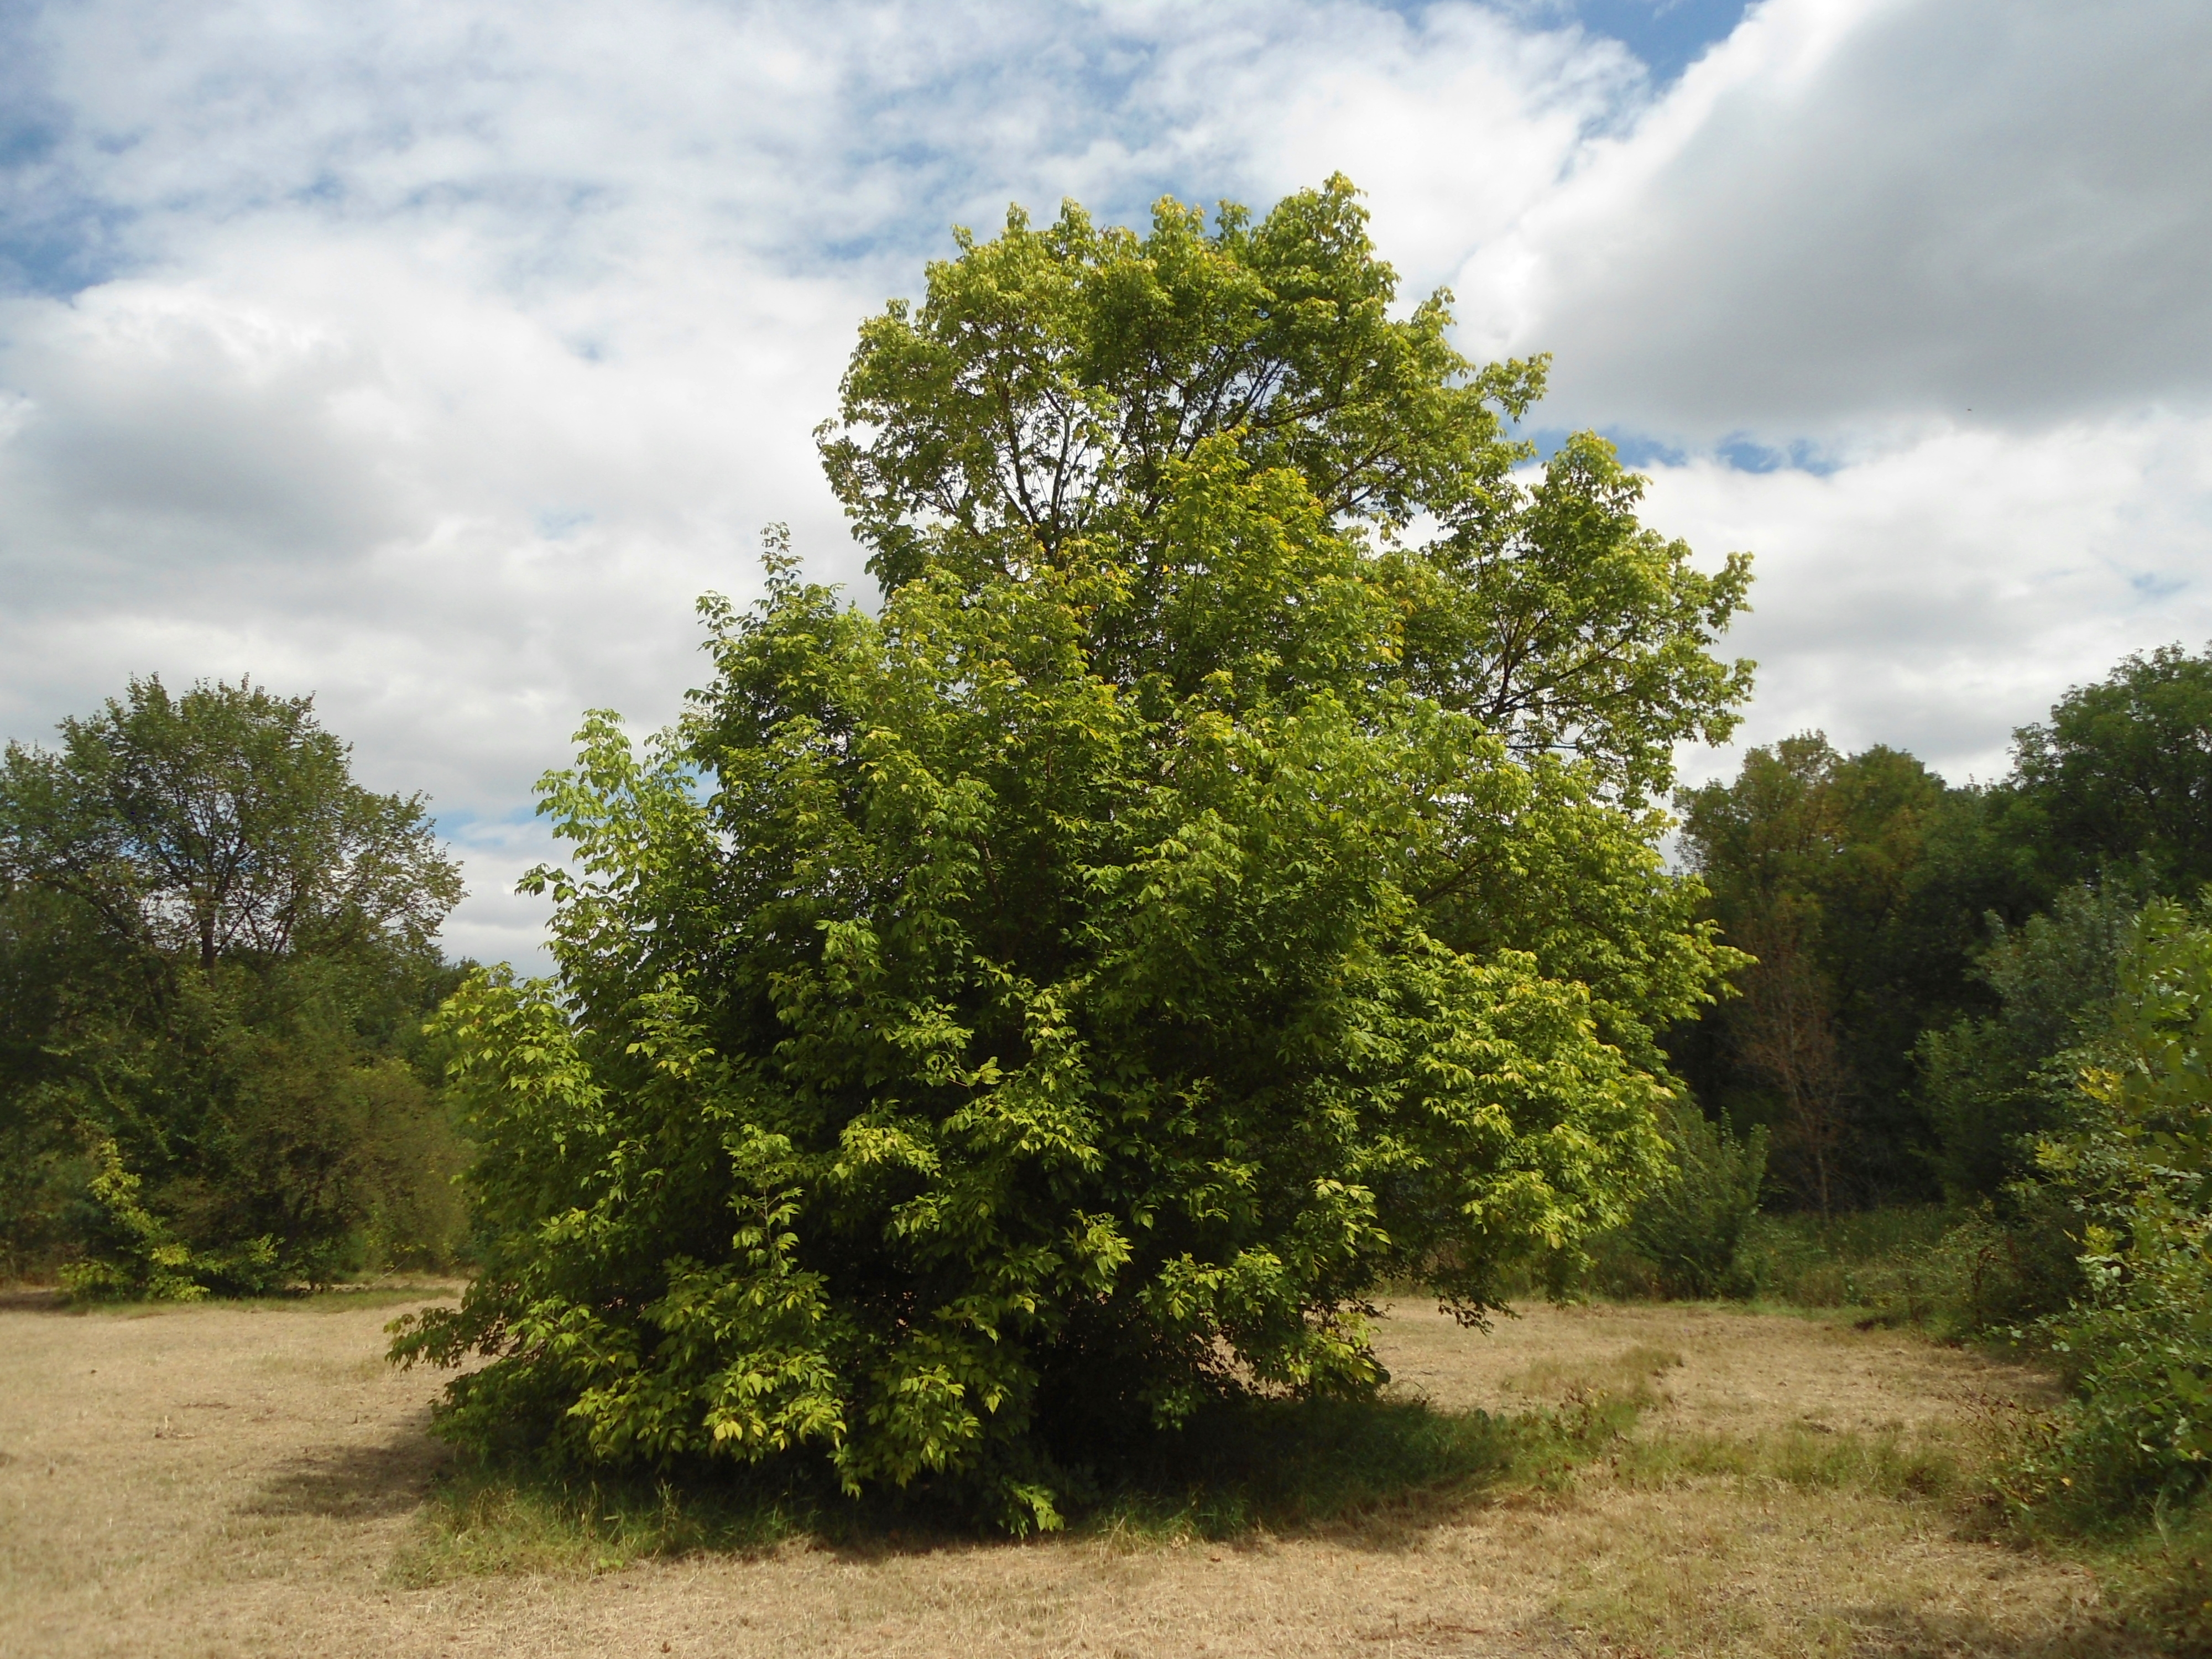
[1526,425,1839,475]
[1715,435,1842,476]
[2128,569,2187,602]
[1565,0,1755,84]
[1524,426,1687,468]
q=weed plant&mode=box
[1737,1206,1955,1317]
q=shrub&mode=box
[1729,1206,1952,1313]
[1621,1104,1767,1298]
[2020,901,2212,1518]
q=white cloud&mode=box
[1459,0,2212,435]
[1647,413,2212,786]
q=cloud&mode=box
[1643,413,2212,786]
[1459,0,2212,436]
[1108,3,1635,288]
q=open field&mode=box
[0,1289,2142,1658]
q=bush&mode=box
[1619,1104,1767,1298]
[2018,901,2212,1518]
[399,540,1703,1528]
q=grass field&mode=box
[0,1286,2146,1657]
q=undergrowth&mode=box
[394,1369,1662,1583]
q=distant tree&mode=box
[0,677,467,1292]
[1903,641,2212,1208]
[1919,883,2136,1204]
[1667,643,2212,1220]
[395,180,1751,1530]
[1729,907,1850,1215]
[1994,643,2212,899]
[0,676,457,970]
[1674,734,2000,1203]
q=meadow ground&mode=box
[0,1287,2143,1658]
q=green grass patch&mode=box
[394,1383,1656,1582]
[1736,1206,1955,1313]
[1617,1423,1971,1503]
[393,1465,820,1582]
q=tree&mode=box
[1673,733,2009,1203]
[0,676,457,970]
[1672,649,2212,1211]
[0,677,467,1291]
[1919,883,2135,1204]
[1728,907,1849,1214]
[824,176,1752,806]
[395,181,1748,1528]
[1995,643,2212,900]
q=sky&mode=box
[2,0,2206,967]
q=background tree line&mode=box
[0,676,471,1294]
[1664,641,2212,1214]
[1583,643,2212,1609]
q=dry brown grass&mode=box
[0,1289,2144,1658]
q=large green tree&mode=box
[0,677,467,1291]
[397,180,1750,1528]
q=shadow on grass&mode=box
[0,1280,460,1317]
[1083,1390,1623,1545]
[247,1428,452,1522]
[392,1386,1646,1584]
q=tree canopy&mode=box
[1666,640,2212,1210]
[824,175,1752,807]
[1998,644,2212,898]
[395,180,1751,1528]
[1672,734,1997,1204]
[0,676,458,970]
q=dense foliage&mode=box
[1620,1104,1768,1300]
[393,180,1751,1527]
[1671,735,2003,1204]
[1918,884,2135,1206]
[2018,902,2212,1516]
[1669,641,2212,1208]
[1999,645,2212,898]
[821,176,1752,807]
[0,677,467,1292]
